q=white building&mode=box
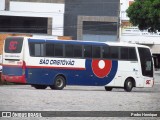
[0,0,64,37]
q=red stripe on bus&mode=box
[26,65,86,70]
[1,74,26,84]
[2,64,85,70]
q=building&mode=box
[0,0,65,54]
[120,0,160,69]
[64,0,119,41]
[0,0,120,40]
[1,0,159,69]
[0,0,65,36]
[0,0,120,54]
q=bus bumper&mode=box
[1,74,26,84]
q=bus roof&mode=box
[21,36,149,48]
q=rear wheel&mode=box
[124,78,133,92]
[105,87,113,91]
[50,76,66,90]
[32,85,47,89]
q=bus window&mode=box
[138,47,153,77]
[46,44,54,57]
[54,44,63,57]
[120,47,128,60]
[102,46,110,59]
[65,44,73,57]
[84,45,92,58]
[120,47,137,61]
[73,45,82,58]
[128,47,137,61]
[5,37,23,53]
[146,61,152,71]
[92,46,101,58]
[29,43,44,57]
[110,46,119,59]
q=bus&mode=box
[1,36,154,92]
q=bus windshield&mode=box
[138,47,153,77]
[4,37,24,53]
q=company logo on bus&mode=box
[146,80,151,85]
[92,59,112,78]
[9,41,18,50]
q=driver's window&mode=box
[146,61,152,71]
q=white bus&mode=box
[1,36,154,92]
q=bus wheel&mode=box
[105,87,112,91]
[32,85,47,89]
[124,78,133,92]
[50,76,66,90]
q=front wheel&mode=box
[50,76,66,90]
[124,78,133,92]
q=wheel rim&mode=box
[55,78,63,88]
[127,81,132,89]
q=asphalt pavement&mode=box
[0,72,159,119]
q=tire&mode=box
[32,85,47,89]
[50,76,66,90]
[124,78,133,92]
[105,87,113,91]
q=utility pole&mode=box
[5,0,10,11]
[117,1,121,42]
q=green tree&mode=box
[126,0,160,32]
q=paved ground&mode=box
[0,73,160,119]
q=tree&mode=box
[126,0,160,32]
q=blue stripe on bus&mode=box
[28,38,108,46]
[26,60,118,86]
[3,66,23,76]
[28,39,45,42]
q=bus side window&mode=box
[73,45,82,58]
[29,43,44,57]
[46,43,54,57]
[120,47,137,61]
[128,47,137,61]
[54,44,63,57]
[84,45,92,58]
[110,46,119,59]
[29,43,35,56]
[92,46,101,58]
[120,47,128,60]
[65,44,73,58]
[102,46,110,59]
